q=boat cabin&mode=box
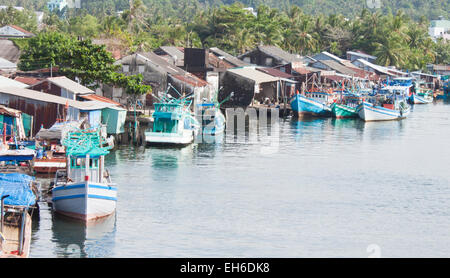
[62,130,111,184]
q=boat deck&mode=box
[0,213,31,258]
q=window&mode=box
[265,58,273,66]
[122,65,129,72]
[243,57,251,63]
[138,65,145,73]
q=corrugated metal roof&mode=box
[347,51,377,60]
[256,67,294,79]
[14,76,41,85]
[0,57,16,69]
[79,94,123,106]
[45,76,94,95]
[0,87,113,110]
[228,67,279,84]
[354,58,392,75]
[0,39,20,63]
[171,74,209,87]
[315,51,345,63]
[209,47,250,67]
[0,75,27,88]
[257,45,303,63]
[314,60,357,76]
[156,46,185,66]
[135,52,185,75]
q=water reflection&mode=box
[51,214,116,258]
[30,100,450,257]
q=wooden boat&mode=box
[410,92,433,104]
[0,173,38,258]
[51,129,116,223]
[290,92,336,117]
[145,86,200,146]
[0,143,35,163]
[356,86,411,122]
[331,93,362,119]
[33,144,66,174]
[409,81,433,104]
[356,101,410,121]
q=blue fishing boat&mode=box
[290,92,336,117]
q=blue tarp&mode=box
[0,173,36,207]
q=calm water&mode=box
[29,99,450,258]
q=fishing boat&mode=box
[410,92,433,104]
[356,86,411,122]
[409,81,433,104]
[33,144,66,174]
[331,93,362,119]
[0,173,38,258]
[145,84,200,146]
[0,145,35,163]
[51,129,116,222]
[290,91,337,117]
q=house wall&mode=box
[218,72,255,108]
[29,81,64,98]
[239,50,285,67]
[0,93,79,135]
[107,54,167,107]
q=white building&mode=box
[429,16,450,41]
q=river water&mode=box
[29,99,450,258]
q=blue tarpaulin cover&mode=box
[0,173,36,207]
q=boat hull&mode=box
[33,158,66,173]
[52,182,117,222]
[145,130,194,146]
[331,103,358,118]
[290,94,332,117]
[410,94,433,104]
[357,102,410,122]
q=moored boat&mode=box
[331,103,358,118]
[331,93,362,119]
[145,85,200,146]
[51,129,116,223]
[0,173,38,258]
[409,92,433,104]
[290,92,336,117]
[356,101,410,121]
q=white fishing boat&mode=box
[145,85,200,146]
[51,129,116,222]
[357,86,411,122]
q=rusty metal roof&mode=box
[209,47,250,67]
[79,94,123,106]
[256,67,294,79]
[13,76,42,85]
[0,87,114,110]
